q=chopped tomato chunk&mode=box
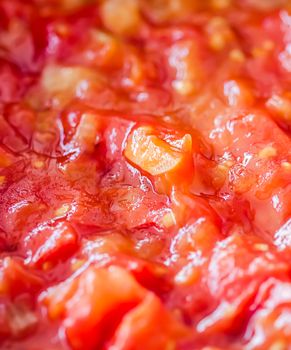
[109,293,188,350]
[22,222,78,268]
[0,258,43,298]
[42,266,185,350]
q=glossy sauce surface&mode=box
[0,1,291,349]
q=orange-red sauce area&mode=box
[0,1,291,349]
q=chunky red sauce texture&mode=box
[0,0,291,349]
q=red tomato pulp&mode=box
[0,1,291,349]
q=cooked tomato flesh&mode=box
[0,1,291,349]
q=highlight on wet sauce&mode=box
[0,0,291,349]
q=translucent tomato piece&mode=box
[80,233,135,259]
[22,222,79,268]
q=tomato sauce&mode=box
[0,1,291,349]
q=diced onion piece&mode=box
[169,40,203,96]
[210,0,232,10]
[161,210,177,228]
[229,164,257,194]
[266,94,291,122]
[269,341,289,350]
[7,303,37,338]
[258,145,277,159]
[100,0,141,35]
[281,161,291,171]
[242,0,287,11]
[143,0,198,23]
[54,204,71,218]
[223,79,254,107]
[83,30,122,68]
[175,263,201,286]
[211,160,234,189]
[206,17,234,51]
[124,126,192,176]
[229,49,246,63]
[0,176,5,186]
[0,148,13,168]
[32,159,45,169]
[71,113,100,152]
[61,0,93,11]
[41,64,104,106]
